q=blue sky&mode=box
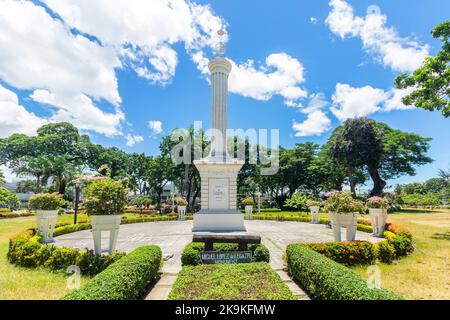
[0,0,449,188]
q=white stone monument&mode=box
[193,30,246,232]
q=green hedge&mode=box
[304,241,376,266]
[62,246,162,300]
[7,229,125,275]
[286,244,403,300]
[181,242,270,266]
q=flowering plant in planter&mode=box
[83,178,128,255]
[241,197,254,206]
[84,179,128,216]
[324,192,365,214]
[175,197,188,206]
[306,199,322,208]
[28,193,64,211]
[366,196,389,209]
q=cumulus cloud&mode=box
[326,0,429,72]
[148,121,163,135]
[0,0,123,136]
[331,83,388,121]
[292,93,331,137]
[125,134,144,147]
[330,83,416,121]
[0,84,47,138]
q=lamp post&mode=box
[171,183,175,214]
[74,181,81,225]
[256,189,262,214]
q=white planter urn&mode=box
[36,210,58,243]
[330,212,357,242]
[369,208,388,237]
[90,215,122,255]
[309,206,320,224]
[178,206,187,221]
[245,206,253,220]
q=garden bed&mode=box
[168,263,295,300]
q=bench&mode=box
[193,234,261,251]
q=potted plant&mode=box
[306,199,322,224]
[175,197,188,221]
[28,193,64,243]
[324,192,364,241]
[241,197,254,220]
[366,196,389,237]
[84,179,128,255]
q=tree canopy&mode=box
[395,20,450,117]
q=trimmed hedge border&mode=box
[304,241,376,266]
[181,242,270,266]
[7,228,125,275]
[286,244,403,300]
[0,211,34,219]
[62,245,162,300]
[7,215,183,274]
[252,213,414,265]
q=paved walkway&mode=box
[54,220,382,300]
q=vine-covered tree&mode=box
[395,21,450,117]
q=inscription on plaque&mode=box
[200,251,252,264]
[214,186,226,201]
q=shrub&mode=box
[181,242,270,266]
[366,196,389,209]
[241,197,254,206]
[375,241,396,264]
[84,179,128,216]
[7,227,124,275]
[175,197,188,206]
[129,195,153,213]
[62,246,162,300]
[324,192,365,214]
[306,199,322,208]
[286,244,402,300]
[28,193,64,210]
[387,231,414,257]
[284,193,309,211]
[304,241,376,266]
[0,187,21,209]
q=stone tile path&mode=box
[54,220,382,300]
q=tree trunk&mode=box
[347,165,357,198]
[368,166,386,197]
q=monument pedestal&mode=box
[193,157,246,232]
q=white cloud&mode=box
[330,83,416,121]
[148,121,163,135]
[0,84,47,138]
[331,83,388,121]
[125,134,144,147]
[0,0,123,136]
[383,87,416,111]
[326,0,429,72]
[42,0,227,86]
[292,93,332,137]
[310,17,318,24]
[198,53,307,106]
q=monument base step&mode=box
[192,211,246,232]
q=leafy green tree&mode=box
[130,195,153,214]
[328,118,383,197]
[145,156,176,210]
[328,119,432,197]
[0,187,21,209]
[284,193,309,211]
[395,21,450,117]
[0,169,5,185]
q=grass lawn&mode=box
[0,216,89,300]
[352,209,450,300]
[168,262,295,300]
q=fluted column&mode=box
[209,57,232,159]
